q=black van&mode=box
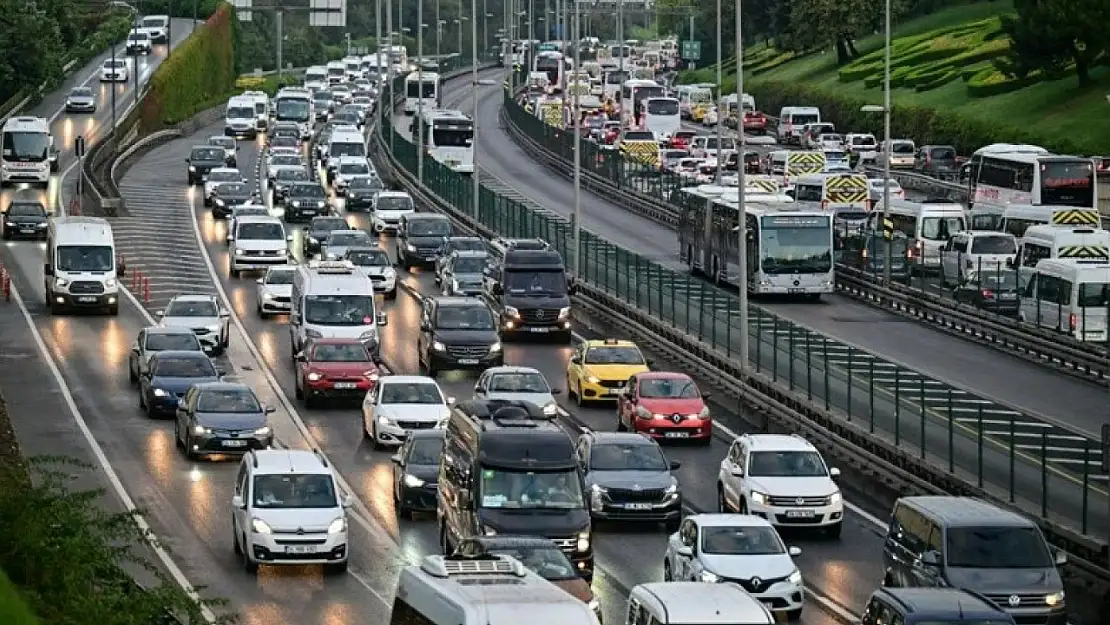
[437,399,594,580]
[485,247,575,342]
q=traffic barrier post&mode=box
[142,276,150,304]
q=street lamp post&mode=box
[861,0,893,285]
[471,0,480,220]
[735,0,749,373]
[572,0,582,277]
[714,0,722,183]
[455,18,465,56]
[417,1,425,182]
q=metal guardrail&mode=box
[499,89,1110,384]
[375,71,1110,586]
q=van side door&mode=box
[1034,274,1066,332]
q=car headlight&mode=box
[262,292,274,300]
[829,491,842,505]
[359,330,377,341]
[215,198,225,206]
[788,569,803,585]
[235,248,246,256]
[542,401,558,416]
[307,372,323,381]
[254,426,271,436]
[1044,592,1064,607]
[193,425,210,435]
[432,340,446,351]
[576,530,590,552]
[588,598,600,616]
[558,306,571,319]
[293,200,301,207]
[383,268,396,279]
[152,388,168,397]
[664,483,678,494]
[308,237,318,245]
[403,474,425,488]
[451,279,460,292]
[750,491,768,505]
[317,200,325,208]
[405,243,416,252]
[189,165,196,172]
[699,570,719,583]
[251,518,272,534]
[587,375,601,384]
[489,342,501,353]
[54,278,69,288]
[327,517,348,534]
[207,324,221,333]
[105,278,116,289]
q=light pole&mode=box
[714,0,722,183]
[417,0,426,182]
[375,0,383,132]
[110,43,118,150]
[455,18,465,56]
[735,0,748,373]
[484,11,492,59]
[861,0,892,285]
[572,0,582,277]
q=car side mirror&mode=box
[391,454,403,465]
[286,234,294,242]
[43,264,53,276]
[676,545,693,557]
[184,158,190,163]
[569,356,581,365]
[232,495,246,509]
[1005,257,1014,268]
[256,277,264,284]
[788,546,802,557]
[829,467,841,478]
[342,494,355,508]
[730,466,744,477]
[154,310,165,318]
[227,234,235,241]
[492,284,503,295]
[264,405,276,414]
[645,358,654,367]
[921,550,941,566]
[1055,550,1068,565]
[447,396,456,405]
[474,386,484,395]
[219,308,230,318]
[550,388,563,395]
[669,460,681,471]
[376,311,388,326]
[215,368,226,377]
[295,352,306,362]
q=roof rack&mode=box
[308,260,356,273]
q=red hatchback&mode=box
[616,372,711,443]
[294,339,380,407]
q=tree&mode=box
[999,0,1109,87]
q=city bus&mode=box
[0,116,58,187]
[413,109,475,174]
[404,71,440,114]
[533,51,569,88]
[272,88,314,139]
[967,147,1097,212]
[620,79,664,126]
[642,97,680,140]
[602,69,629,100]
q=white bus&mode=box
[867,199,966,271]
[602,69,629,100]
[404,71,440,114]
[533,51,569,88]
[1019,258,1110,343]
[272,89,314,139]
[414,109,475,174]
[620,79,664,126]
[967,147,1097,212]
[999,204,1102,238]
[326,60,346,85]
[1,116,57,187]
[642,97,680,141]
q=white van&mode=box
[44,216,124,315]
[343,55,363,81]
[224,95,259,139]
[792,172,870,212]
[999,204,1102,239]
[938,231,1017,286]
[1014,225,1110,282]
[1019,258,1110,342]
[324,129,367,181]
[304,65,328,91]
[868,199,966,271]
[776,106,820,145]
[289,260,387,361]
[228,216,292,277]
[626,582,775,625]
[326,60,346,85]
[240,90,269,131]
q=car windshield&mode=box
[227,106,254,119]
[504,270,566,296]
[237,222,284,240]
[852,136,876,145]
[488,372,549,393]
[700,525,785,555]
[921,217,964,241]
[152,357,216,377]
[639,378,699,399]
[489,546,578,581]
[346,249,390,266]
[930,147,956,160]
[292,184,325,198]
[585,346,644,365]
[272,155,302,166]
[7,202,44,217]
[329,141,366,158]
[165,299,218,317]
[209,137,234,149]
[233,208,268,218]
[217,183,249,195]
[748,451,828,477]
[380,382,443,404]
[311,218,348,232]
[191,148,223,161]
[436,306,494,330]
[252,474,337,509]
[304,294,375,325]
[479,468,585,509]
[350,177,383,190]
[452,256,487,273]
[340,163,370,175]
[277,169,309,181]
[327,231,371,246]
[142,17,165,28]
[70,87,93,98]
[450,239,486,253]
[408,219,452,236]
[145,333,202,351]
[312,342,370,362]
[265,269,295,284]
[105,59,126,68]
[970,235,1016,254]
[209,171,240,182]
[377,196,413,211]
[334,114,359,124]
[196,388,261,413]
[589,442,668,471]
[945,526,1053,568]
[407,437,444,465]
[270,137,298,148]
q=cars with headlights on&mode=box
[139,351,222,418]
[579,432,682,530]
[1,195,49,240]
[716,434,843,538]
[341,246,397,299]
[343,175,383,212]
[64,86,96,113]
[231,448,353,574]
[397,213,454,270]
[284,182,330,222]
[125,30,152,54]
[207,135,238,166]
[265,153,304,181]
[230,216,292,277]
[271,167,310,202]
[567,339,652,405]
[255,264,295,317]
[100,58,129,82]
[295,338,380,407]
[174,382,275,460]
[209,182,256,218]
[321,229,373,261]
[302,215,351,257]
[473,366,561,417]
[438,250,488,296]
[268,135,299,152]
[268,122,302,146]
[417,296,503,377]
[332,156,373,190]
[226,204,270,245]
[391,429,444,518]
[185,145,227,185]
[371,190,416,233]
[663,514,804,621]
[363,375,452,449]
[128,326,205,382]
[156,294,231,355]
[616,371,711,443]
[203,167,245,205]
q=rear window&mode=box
[623,131,655,141]
[930,147,956,160]
[970,235,1016,254]
[1079,282,1110,307]
[891,142,915,154]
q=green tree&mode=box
[999,0,1109,87]
[0,0,64,103]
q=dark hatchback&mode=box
[283,182,330,222]
[418,297,503,376]
[954,270,1020,316]
[139,351,222,418]
[578,432,682,530]
[302,216,352,256]
[1,197,48,240]
[344,176,384,211]
[185,146,227,185]
[390,429,445,518]
[209,182,255,218]
[174,382,275,460]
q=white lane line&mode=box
[5,280,217,624]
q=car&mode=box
[64,87,96,113]
[155,294,231,356]
[914,144,959,179]
[433,236,487,278]
[472,365,561,416]
[313,91,335,121]
[939,231,1017,287]
[255,265,296,317]
[953,270,1021,316]
[715,434,843,538]
[416,296,502,377]
[138,351,222,418]
[578,431,682,529]
[229,216,291,277]
[331,84,353,103]
[390,429,445,518]
[663,514,804,621]
[271,168,311,202]
[817,133,844,151]
[174,382,275,460]
[125,30,152,54]
[265,152,305,181]
[294,338,380,407]
[742,110,769,134]
[371,191,416,233]
[866,178,905,204]
[284,182,330,222]
[203,167,245,205]
[231,449,352,574]
[615,371,711,443]
[362,375,452,449]
[341,246,397,299]
[343,175,384,211]
[331,111,361,129]
[882,139,917,169]
[268,135,299,151]
[207,135,238,166]
[138,14,169,42]
[210,182,255,218]
[99,58,129,82]
[185,145,229,185]
[268,122,301,144]
[226,204,270,245]
[302,215,351,256]
[566,339,651,406]
[1,196,48,240]
[454,536,601,620]
[438,250,489,296]
[862,588,1018,625]
[128,326,206,382]
[396,213,454,270]
[801,123,835,150]
[332,156,373,190]
[321,229,374,261]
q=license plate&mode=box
[457,359,479,365]
[285,545,314,554]
[333,382,357,389]
[528,327,551,333]
[222,439,248,448]
[78,296,97,303]
[788,288,805,294]
[664,431,690,438]
[625,503,652,510]
[303,210,316,215]
[606,388,622,395]
[424,256,436,261]
[999,293,1016,299]
[786,509,815,518]
[20,228,34,233]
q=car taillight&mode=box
[1069,313,1078,331]
[821,200,829,210]
[981,289,994,299]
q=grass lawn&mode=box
[0,569,40,625]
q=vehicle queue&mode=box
[8,41,1074,625]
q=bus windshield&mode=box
[275,98,310,122]
[1040,160,1094,207]
[2,131,49,162]
[759,216,832,274]
[646,99,679,115]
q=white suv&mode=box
[231,449,354,574]
[716,434,843,538]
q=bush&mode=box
[0,569,39,625]
[139,2,240,131]
[966,66,1039,97]
[235,73,301,96]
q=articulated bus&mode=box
[413,109,475,174]
[404,71,440,114]
[967,146,1097,212]
[676,187,835,298]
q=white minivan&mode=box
[939,231,1018,286]
[870,199,966,272]
[289,260,388,361]
[44,216,124,315]
[229,216,293,277]
[776,106,820,145]
[1019,258,1110,342]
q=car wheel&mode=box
[664,517,681,533]
[717,485,729,512]
[230,266,240,278]
[241,535,258,573]
[324,561,348,575]
[615,409,626,431]
[663,560,672,581]
[258,304,268,318]
[174,420,184,449]
[184,433,198,461]
[233,525,242,555]
[128,358,138,384]
[738,498,749,514]
[397,498,412,521]
[439,523,452,554]
[386,289,397,300]
[574,380,584,408]
[294,377,304,399]
[371,420,384,450]
[824,522,842,540]
[304,389,316,409]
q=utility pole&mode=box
[572,1,582,278]
[435,0,441,61]
[881,0,893,285]
[688,13,695,70]
[110,44,118,152]
[387,0,394,150]
[470,0,480,219]
[345,31,351,54]
[417,0,425,182]
[376,0,383,128]
[714,0,721,183]
[617,0,624,131]
[736,0,748,373]
[276,10,284,79]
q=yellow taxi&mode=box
[566,339,651,406]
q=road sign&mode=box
[882,217,894,241]
[681,40,701,61]
[1102,423,1109,473]
[310,0,346,26]
[232,0,251,22]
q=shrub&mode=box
[966,66,1039,97]
[0,569,39,625]
[915,69,960,91]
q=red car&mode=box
[669,130,697,150]
[294,339,380,407]
[616,372,711,443]
[743,110,769,134]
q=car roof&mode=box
[483,365,543,376]
[452,250,488,258]
[690,513,774,528]
[899,496,1033,527]
[462,535,563,550]
[237,215,282,224]
[146,326,200,335]
[431,296,486,307]
[588,431,660,446]
[327,230,370,238]
[168,294,217,303]
[380,375,438,385]
[583,339,638,348]
[150,350,210,360]
[741,434,817,452]
[191,381,251,392]
[250,449,331,475]
[408,428,447,441]
[637,371,693,381]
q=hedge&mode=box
[0,569,39,625]
[139,2,240,132]
[234,74,301,96]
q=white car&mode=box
[229,216,292,277]
[266,153,305,181]
[817,133,844,151]
[125,31,152,54]
[100,58,129,82]
[883,139,917,169]
[332,156,373,190]
[867,178,905,203]
[473,366,559,416]
[939,231,1018,287]
[371,191,416,233]
[231,449,353,574]
[716,434,843,538]
[204,167,245,205]
[226,203,270,245]
[155,294,230,355]
[256,265,295,317]
[362,376,452,449]
[663,514,804,621]
[342,246,397,299]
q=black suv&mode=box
[271,168,310,202]
[185,146,227,185]
[343,176,384,211]
[397,213,454,270]
[862,588,1015,625]
[1,195,48,240]
[576,431,682,530]
[283,182,329,222]
[302,215,351,257]
[209,182,255,218]
[417,296,502,377]
[486,247,575,342]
